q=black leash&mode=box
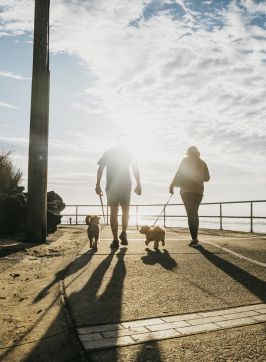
[152,194,173,227]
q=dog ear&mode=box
[85,215,91,225]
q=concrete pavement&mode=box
[64,226,266,361]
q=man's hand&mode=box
[95,184,103,196]
[169,184,174,195]
[134,184,142,196]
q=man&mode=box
[95,145,141,248]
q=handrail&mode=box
[61,200,266,233]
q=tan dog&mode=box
[139,225,165,249]
[85,215,100,251]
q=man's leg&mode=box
[119,205,130,245]
[121,205,130,233]
[110,205,119,243]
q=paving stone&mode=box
[79,333,103,342]
[82,335,134,350]
[252,314,266,323]
[251,303,266,310]
[122,318,163,329]
[102,326,148,338]
[257,308,266,314]
[223,310,259,320]
[188,315,225,325]
[177,323,219,335]
[221,305,264,314]
[78,323,123,334]
[162,313,200,323]
[216,317,256,328]
[132,329,180,343]
[197,304,264,318]
[147,320,190,331]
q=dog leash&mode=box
[152,194,173,227]
[99,194,107,229]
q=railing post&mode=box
[106,205,109,225]
[163,205,166,228]
[219,203,223,230]
[250,202,253,233]
[75,206,78,225]
[136,205,139,229]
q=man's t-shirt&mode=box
[98,146,133,192]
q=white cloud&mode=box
[0,70,30,80]
[0,101,20,109]
[1,0,266,203]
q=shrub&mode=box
[0,150,23,190]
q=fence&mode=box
[61,200,266,233]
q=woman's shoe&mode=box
[189,239,199,247]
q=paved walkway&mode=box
[78,303,266,351]
[64,226,266,360]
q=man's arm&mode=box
[95,164,105,196]
[132,163,141,195]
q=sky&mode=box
[0,0,266,208]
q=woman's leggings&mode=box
[181,192,203,240]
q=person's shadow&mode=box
[141,248,177,271]
[197,245,266,302]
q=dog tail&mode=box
[85,215,91,225]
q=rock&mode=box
[10,273,20,278]
[47,191,65,233]
[0,189,65,235]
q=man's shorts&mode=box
[106,185,131,207]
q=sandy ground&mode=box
[0,226,88,362]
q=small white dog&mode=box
[85,215,100,251]
[139,225,166,249]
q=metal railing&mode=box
[61,200,266,233]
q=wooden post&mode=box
[26,0,50,243]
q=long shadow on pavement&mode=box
[141,248,177,271]
[137,341,163,361]
[70,247,127,361]
[33,249,96,303]
[197,245,266,302]
[1,249,96,362]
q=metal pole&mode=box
[219,203,223,230]
[250,202,253,232]
[106,205,109,225]
[75,206,78,225]
[26,0,50,243]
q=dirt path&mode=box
[0,226,88,362]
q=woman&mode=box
[169,146,210,246]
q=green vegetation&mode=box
[0,150,23,190]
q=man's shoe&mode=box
[110,239,119,249]
[119,232,128,245]
[189,240,199,247]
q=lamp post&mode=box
[26,0,50,243]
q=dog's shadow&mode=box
[141,248,177,271]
